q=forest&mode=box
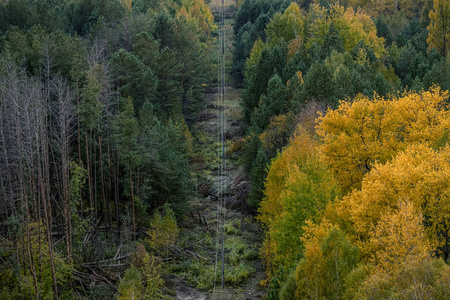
[0,0,217,298]
[235,0,450,298]
[0,0,449,299]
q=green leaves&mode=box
[259,127,340,278]
[111,49,158,112]
[301,62,336,105]
[116,98,140,169]
[79,64,104,131]
[147,204,179,252]
[117,266,144,300]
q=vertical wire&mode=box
[213,5,222,297]
[220,0,226,290]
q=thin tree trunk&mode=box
[58,84,73,270]
[94,134,98,221]
[0,110,13,224]
[99,133,107,225]
[86,131,93,215]
[14,90,40,299]
[105,97,112,229]
[130,166,135,238]
[107,125,113,227]
[77,80,81,164]
[43,114,59,300]
[77,83,83,217]
[115,154,120,241]
[23,185,39,300]
[37,128,59,299]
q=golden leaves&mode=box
[259,126,318,226]
[317,87,450,193]
[427,0,450,57]
[260,88,450,292]
[287,36,303,61]
[146,205,179,252]
[178,0,217,35]
[119,0,132,12]
[258,126,339,280]
[265,3,304,47]
[338,144,450,262]
[370,199,432,272]
[245,38,264,79]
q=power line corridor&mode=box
[213,0,227,296]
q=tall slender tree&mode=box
[427,0,450,57]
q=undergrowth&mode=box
[166,217,258,291]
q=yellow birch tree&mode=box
[317,87,450,193]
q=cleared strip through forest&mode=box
[169,0,265,299]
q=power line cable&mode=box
[220,0,226,290]
[212,0,227,296]
[212,13,222,298]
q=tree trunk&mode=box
[99,133,107,226]
[86,131,93,215]
[130,166,135,238]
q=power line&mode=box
[220,0,226,290]
[213,0,227,295]
[212,9,221,297]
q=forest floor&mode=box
[164,1,267,299]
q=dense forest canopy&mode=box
[232,0,450,298]
[0,0,217,298]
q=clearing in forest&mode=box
[165,1,266,299]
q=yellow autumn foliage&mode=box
[259,127,319,227]
[147,204,179,252]
[253,2,386,65]
[345,254,450,299]
[295,220,359,299]
[265,3,304,47]
[317,86,450,193]
[330,5,386,58]
[287,36,303,61]
[259,88,450,296]
[367,0,426,19]
[337,144,450,261]
[259,114,291,157]
[119,0,132,12]
[179,0,217,36]
[245,38,264,79]
[305,4,386,58]
[370,199,432,272]
[295,220,335,298]
[258,126,340,280]
[427,0,450,57]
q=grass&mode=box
[166,216,259,291]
